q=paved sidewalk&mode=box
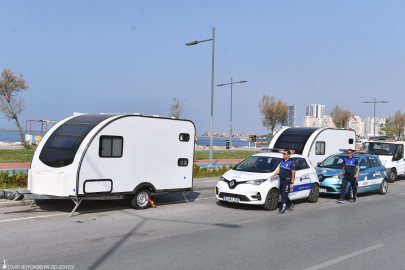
[0,162,31,169]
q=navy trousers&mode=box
[279,179,292,210]
[340,174,357,200]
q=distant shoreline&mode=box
[0,128,19,131]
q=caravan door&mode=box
[290,157,315,199]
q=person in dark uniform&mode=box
[337,149,360,204]
[271,150,296,214]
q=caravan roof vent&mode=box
[133,113,141,115]
[73,112,88,116]
[152,115,159,117]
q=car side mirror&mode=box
[360,165,367,171]
[317,162,321,166]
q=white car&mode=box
[215,152,320,211]
[361,140,405,182]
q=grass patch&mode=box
[194,150,258,160]
[0,149,258,163]
[0,149,35,163]
[193,164,234,178]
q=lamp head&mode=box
[185,41,199,46]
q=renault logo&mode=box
[229,180,236,188]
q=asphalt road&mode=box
[2,178,405,270]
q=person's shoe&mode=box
[336,199,345,204]
[352,198,357,204]
[287,203,294,211]
[277,209,285,214]
[277,204,286,214]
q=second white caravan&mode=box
[269,127,356,166]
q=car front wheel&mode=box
[378,179,388,195]
[263,189,279,211]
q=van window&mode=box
[315,141,325,155]
[349,139,354,144]
[294,158,310,171]
[99,136,123,157]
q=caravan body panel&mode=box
[78,116,195,194]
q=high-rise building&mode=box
[284,105,296,127]
[364,117,385,137]
[306,104,325,119]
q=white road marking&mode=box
[304,244,384,270]
[397,192,405,196]
[0,213,67,223]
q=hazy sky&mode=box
[1,1,404,135]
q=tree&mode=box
[258,95,288,135]
[392,110,405,139]
[0,68,30,149]
[380,117,395,138]
[330,105,351,128]
[170,98,186,119]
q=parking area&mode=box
[2,177,405,269]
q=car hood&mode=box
[223,170,270,181]
[315,167,340,177]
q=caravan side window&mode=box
[99,136,123,157]
[315,141,325,155]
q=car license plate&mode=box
[319,188,327,193]
[223,196,240,203]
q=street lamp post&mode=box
[217,78,247,149]
[362,97,388,138]
[186,28,215,169]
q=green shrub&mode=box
[0,169,28,189]
[193,163,235,178]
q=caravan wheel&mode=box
[131,189,151,209]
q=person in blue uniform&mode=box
[337,149,360,204]
[271,150,296,214]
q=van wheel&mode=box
[378,179,388,195]
[307,184,319,203]
[131,189,151,209]
[263,189,279,211]
[388,169,397,183]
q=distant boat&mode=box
[240,138,248,141]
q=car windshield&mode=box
[361,142,398,156]
[234,156,281,173]
[318,155,359,169]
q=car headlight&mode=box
[381,159,387,166]
[318,174,323,181]
[245,179,267,185]
[332,175,339,178]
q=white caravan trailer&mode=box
[269,127,356,166]
[25,113,195,216]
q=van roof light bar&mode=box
[262,148,295,154]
